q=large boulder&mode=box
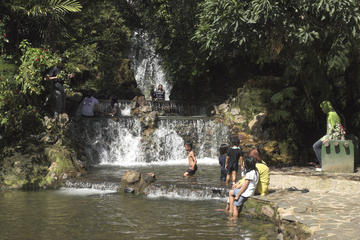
[42,145,85,187]
[248,112,267,137]
[140,111,159,130]
[122,171,141,184]
[120,170,156,194]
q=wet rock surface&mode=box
[121,170,156,194]
[0,113,87,190]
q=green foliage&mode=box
[4,0,82,20]
[60,0,133,96]
[194,0,360,75]
[0,41,62,144]
[17,40,61,95]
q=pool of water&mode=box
[0,189,277,240]
[0,162,278,240]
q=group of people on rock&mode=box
[182,135,269,218]
[45,63,166,119]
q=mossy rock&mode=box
[0,146,49,190]
[42,145,78,187]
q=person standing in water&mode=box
[312,101,345,171]
[219,144,229,181]
[225,135,243,185]
[184,142,197,177]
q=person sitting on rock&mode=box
[79,91,99,117]
[219,144,229,181]
[312,101,345,171]
[227,156,259,217]
[184,141,197,177]
[248,148,269,195]
[225,135,243,185]
[153,84,165,101]
[105,96,119,117]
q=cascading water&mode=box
[76,117,143,165]
[130,31,172,100]
[75,116,229,166]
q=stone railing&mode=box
[98,99,207,116]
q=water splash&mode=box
[145,184,227,201]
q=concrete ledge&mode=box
[257,171,360,239]
[242,197,312,240]
[269,174,360,193]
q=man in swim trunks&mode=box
[184,141,197,177]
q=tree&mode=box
[0,0,82,51]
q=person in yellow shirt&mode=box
[229,148,269,196]
[248,148,269,195]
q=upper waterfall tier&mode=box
[130,31,172,100]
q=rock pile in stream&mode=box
[121,170,156,194]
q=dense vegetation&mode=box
[1,0,360,163]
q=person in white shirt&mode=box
[80,92,99,117]
[227,156,259,218]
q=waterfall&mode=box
[75,116,229,166]
[130,31,172,100]
[76,117,143,165]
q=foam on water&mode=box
[145,186,227,201]
[57,187,117,196]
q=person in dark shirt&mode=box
[153,84,165,101]
[45,66,66,118]
[225,135,243,185]
[219,144,229,181]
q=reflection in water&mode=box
[0,191,277,240]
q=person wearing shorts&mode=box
[184,141,197,177]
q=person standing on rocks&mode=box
[184,142,197,177]
[225,136,243,185]
[312,101,345,171]
[153,84,165,101]
[45,65,66,118]
[105,96,119,117]
[79,91,100,117]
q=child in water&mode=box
[184,142,197,177]
[225,136,243,185]
[219,144,228,181]
[227,156,259,217]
